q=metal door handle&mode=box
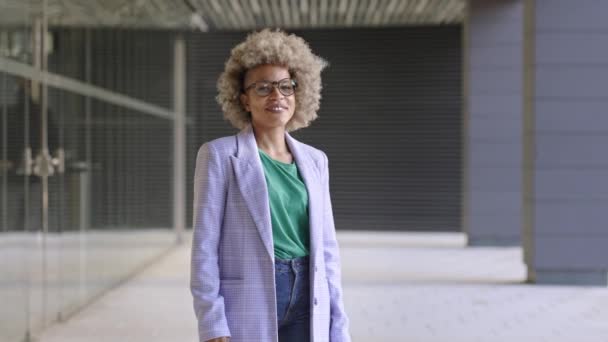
[32,148,65,177]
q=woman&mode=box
[190,29,351,342]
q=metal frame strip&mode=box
[0,56,175,120]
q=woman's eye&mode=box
[257,84,271,92]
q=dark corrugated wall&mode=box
[187,26,462,232]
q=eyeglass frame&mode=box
[242,78,298,97]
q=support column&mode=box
[523,0,608,286]
[464,0,524,246]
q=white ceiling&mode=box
[0,0,466,30]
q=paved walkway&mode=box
[39,232,608,342]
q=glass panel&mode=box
[1,1,40,340]
[81,99,175,303]
[44,27,176,330]
[41,89,176,319]
[1,3,177,339]
[0,71,31,342]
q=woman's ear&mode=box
[240,93,250,112]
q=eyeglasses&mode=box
[243,78,297,97]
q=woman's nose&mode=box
[268,85,283,99]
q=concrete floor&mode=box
[1,230,176,342]
[38,231,608,342]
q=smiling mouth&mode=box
[266,105,287,112]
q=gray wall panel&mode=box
[470,47,522,67]
[469,69,522,94]
[469,24,522,46]
[536,169,608,198]
[536,0,608,30]
[536,67,608,98]
[535,202,608,234]
[525,0,608,284]
[465,0,523,245]
[534,236,608,269]
[469,95,522,115]
[470,167,522,191]
[469,214,521,243]
[469,143,521,165]
[469,116,523,141]
[470,191,521,215]
[536,102,608,131]
[535,135,608,166]
[536,33,608,64]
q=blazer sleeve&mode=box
[321,152,352,342]
[190,143,231,341]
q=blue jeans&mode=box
[275,255,311,342]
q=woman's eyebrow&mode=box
[254,77,290,83]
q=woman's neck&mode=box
[253,125,290,156]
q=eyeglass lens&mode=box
[253,79,295,96]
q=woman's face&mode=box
[240,64,296,131]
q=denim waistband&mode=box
[274,255,309,273]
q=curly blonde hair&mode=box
[216,29,328,132]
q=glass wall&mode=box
[0,2,178,341]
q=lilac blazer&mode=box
[190,124,351,342]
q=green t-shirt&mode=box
[258,149,310,259]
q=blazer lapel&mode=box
[230,125,274,260]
